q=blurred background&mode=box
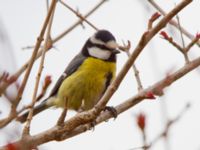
[0,0,200,149]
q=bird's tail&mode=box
[17,100,50,123]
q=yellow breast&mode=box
[55,57,116,110]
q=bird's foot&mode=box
[88,120,97,131]
[104,106,118,119]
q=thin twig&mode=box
[0,0,57,129]
[40,0,192,137]
[0,0,107,128]
[148,12,161,30]
[126,50,143,91]
[130,103,190,150]
[147,0,200,47]
[120,40,143,91]
[0,0,107,97]
[160,31,185,54]
[59,0,99,31]
[12,46,199,149]
[185,34,200,52]
[176,14,189,63]
[22,1,56,136]
[53,0,106,43]
[95,0,192,114]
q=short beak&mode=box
[106,41,119,49]
[112,49,120,54]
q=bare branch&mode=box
[0,0,57,129]
[12,51,199,149]
[0,0,107,97]
[1,0,193,148]
[95,0,193,113]
[22,1,57,136]
[59,0,99,31]
[176,14,189,63]
[147,0,200,47]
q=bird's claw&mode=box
[104,106,118,119]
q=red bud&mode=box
[160,31,169,39]
[150,12,161,21]
[196,32,200,39]
[136,113,146,131]
[146,91,156,99]
[6,143,18,150]
[44,75,52,87]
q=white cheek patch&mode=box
[88,47,111,60]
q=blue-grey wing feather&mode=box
[49,53,86,97]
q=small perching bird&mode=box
[18,30,120,123]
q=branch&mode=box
[131,103,190,150]
[59,0,99,31]
[9,48,200,149]
[95,0,193,113]
[147,0,200,47]
[0,0,107,97]
[22,2,56,136]
[176,14,189,63]
[0,0,57,129]
[1,0,193,148]
[0,0,107,128]
[52,0,106,43]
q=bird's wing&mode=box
[102,72,113,95]
[49,53,86,97]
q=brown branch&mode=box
[52,0,106,43]
[131,103,191,150]
[120,40,143,91]
[0,0,107,128]
[126,50,143,91]
[160,31,185,53]
[1,0,193,148]
[148,12,161,30]
[22,2,56,136]
[147,0,200,47]
[160,31,200,57]
[185,33,200,52]
[9,49,199,149]
[53,54,200,143]
[0,0,107,97]
[0,0,57,129]
[59,0,99,31]
[95,0,192,114]
[59,0,146,90]
[176,14,189,63]
[36,75,52,102]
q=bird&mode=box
[17,30,120,123]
